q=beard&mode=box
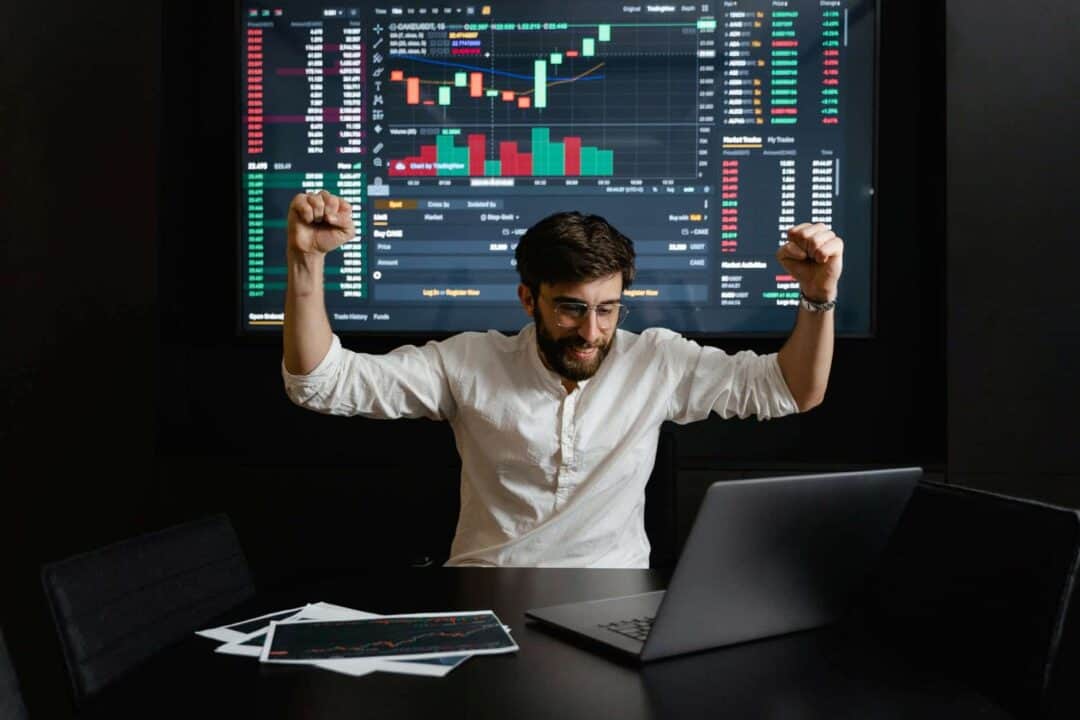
[534,310,613,382]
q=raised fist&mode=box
[287,190,356,257]
[775,222,844,302]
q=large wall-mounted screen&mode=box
[239,0,876,335]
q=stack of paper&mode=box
[196,602,518,678]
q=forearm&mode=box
[776,306,834,412]
[283,250,333,375]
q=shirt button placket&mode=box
[555,393,576,509]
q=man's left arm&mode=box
[775,223,844,412]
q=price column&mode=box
[720,159,740,253]
[770,9,799,125]
[777,158,795,244]
[246,28,264,154]
[245,166,266,298]
[306,25,325,154]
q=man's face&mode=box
[517,274,624,382]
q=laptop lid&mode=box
[640,467,921,661]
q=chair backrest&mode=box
[1,627,29,720]
[40,513,255,703]
[863,481,1080,718]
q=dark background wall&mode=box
[0,0,1076,715]
[944,0,1079,504]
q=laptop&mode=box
[525,467,921,662]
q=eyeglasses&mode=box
[548,300,630,330]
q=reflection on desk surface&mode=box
[641,621,1012,720]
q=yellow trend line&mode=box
[521,62,606,96]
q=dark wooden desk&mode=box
[78,569,1011,719]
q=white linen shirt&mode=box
[282,324,798,568]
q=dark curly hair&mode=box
[514,211,636,299]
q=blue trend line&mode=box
[395,54,604,82]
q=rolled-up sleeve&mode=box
[282,334,456,421]
[662,334,799,423]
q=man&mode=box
[283,190,842,568]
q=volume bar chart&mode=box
[388,129,613,177]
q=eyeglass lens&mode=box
[553,302,628,328]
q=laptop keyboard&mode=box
[599,616,654,642]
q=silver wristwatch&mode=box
[799,291,837,313]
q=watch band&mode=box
[799,291,837,313]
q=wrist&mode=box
[288,247,326,269]
[799,286,837,304]
[799,290,837,313]
[287,250,326,297]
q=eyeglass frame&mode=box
[539,294,631,330]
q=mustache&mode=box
[558,336,602,350]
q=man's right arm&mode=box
[281,190,456,422]
[283,190,355,375]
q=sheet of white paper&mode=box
[315,653,471,678]
[196,605,308,643]
[215,629,271,657]
[294,602,375,620]
[309,660,377,678]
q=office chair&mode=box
[40,513,255,704]
[1,627,29,720]
[863,481,1080,719]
